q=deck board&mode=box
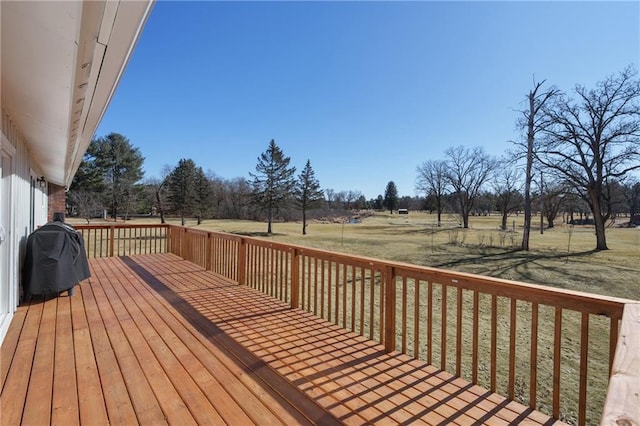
[1,253,563,425]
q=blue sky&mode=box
[97,1,640,199]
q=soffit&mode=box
[1,1,153,187]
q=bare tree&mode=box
[153,165,171,223]
[67,190,101,223]
[416,160,449,226]
[325,188,336,210]
[537,67,640,250]
[542,181,569,229]
[345,190,360,211]
[221,177,251,220]
[492,165,523,230]
[445,146,497,229]
[514,79,560,250]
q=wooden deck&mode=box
[1,254,563,425]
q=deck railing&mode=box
[75,223,640,425]
[76,224,169,257]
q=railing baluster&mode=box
[427,281,433,365]
[472,290,479,384]
[109,226,114,257]
[609,317,619,375]
[379,269,384,344]
[414,279,420,359]
[291,248,299,308]
[342,263,347,329]
[530,302,539,409]
[553,306,562,419]
[314,259,319,316]
[509,298,517,400]
[335,263,341,325]
[441,284,447,371]
[402,275,408,354]
[491,294,497,392]
[302,255,308,308]
[578,312,589,426]
[359,266,365,336]
[384,266,396,352]
[351,265,356,332]
[456,287,463,377]
[321,260,326,320]
[369,269,374,341]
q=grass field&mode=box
[119,211,640,301]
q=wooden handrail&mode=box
[75,224,169,258]
[601,303,640,425]
[72,223,640,425]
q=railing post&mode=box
[181,227,188,259]
[384,265,397,353]
[164,225,170,254]
[291,248,300,309]
[205,232,212,271]
[109,226,115,257]
[237,238,246,286]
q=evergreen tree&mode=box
[295,160,324,235]
[76,133,144,219]
[167,159,198,225]
[194,166,214,225]
[68,148,107,221]
[249,139,296,234]
[384,181,399,213]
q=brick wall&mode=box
[47,183,66,222]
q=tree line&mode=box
[68,67,640,249]
[417,67,640,251]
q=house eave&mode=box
[1,0,154,187]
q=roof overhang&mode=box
[1,0,154,187]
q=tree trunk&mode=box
[461,204,470,228]
[267,208,273,234]
[521,89,536,251]
[155,189,165,224]
[501,210,508,231]
[590,191,608,250]
[302,210,307,235]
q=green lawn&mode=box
[128,212,640,301]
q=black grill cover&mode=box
[23,222,90,298]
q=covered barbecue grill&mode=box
[22,220,90,299]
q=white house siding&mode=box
[0,107,48,343]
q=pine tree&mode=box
[249,139,296,234]
[295,160,324,235]
[193,166,213,225]
[83,133,144,219]
[384,181,399,214]
[167,159,197,225]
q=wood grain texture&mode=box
[601,303,640,425]
[1,253,564,425]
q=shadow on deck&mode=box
[1,253,562,425]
